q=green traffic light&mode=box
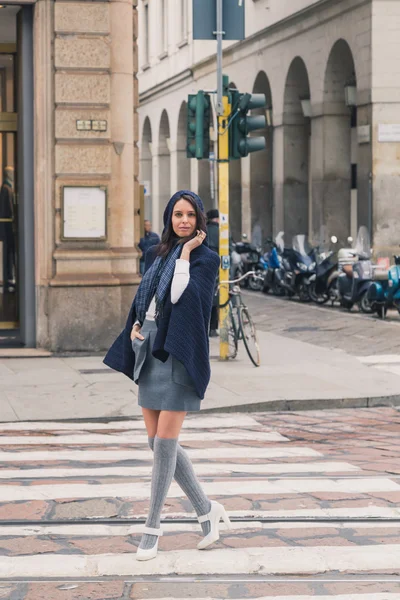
[186,91,211,160]
[230,91,268,159]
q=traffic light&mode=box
[187,91,211,159]
[230,92,267,159]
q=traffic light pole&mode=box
[215,0,230,360]
[218,93,231,361]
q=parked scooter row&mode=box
[261,227,379,314]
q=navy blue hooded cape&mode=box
[103,191,220,400]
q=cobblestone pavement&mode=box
[0,408,399,598]
[244,291,400,357]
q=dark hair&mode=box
[157,194,207,258]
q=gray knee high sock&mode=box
[148,437,211,536]
[139,436,178,551]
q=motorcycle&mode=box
[367,254,400,319]
[232,234,266,291]
[337,226,374,313]
[263,232,285,296]
[308,228,339,305]
[277,234,316,302]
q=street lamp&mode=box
[344,84,357,107]
[300,97,312,118]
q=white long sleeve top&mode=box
[136,259,190,324]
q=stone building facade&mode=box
[139,0,400,257]
[0,0,140,350]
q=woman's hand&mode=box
[181,230,207,260]
[131,323,144,341]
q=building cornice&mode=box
[139,68,193,105]
[138,0,370,105]
[192,0,369,78]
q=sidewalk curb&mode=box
[201,394,400,414]
[1,395,398,424]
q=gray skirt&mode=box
[132,319,201,412]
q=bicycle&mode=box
[217,271,262,367]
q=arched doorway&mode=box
[283,57,311,240]
[158,110,171,232]
[250,71,273,245]
[177,102,191,191]
[322,39,357,244]
[140,117,152,221]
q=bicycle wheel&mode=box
[239,306,261,367]
[228,304,239,359]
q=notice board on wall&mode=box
[62,186,107,241]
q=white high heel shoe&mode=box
[136,526,163,561]
[197,500,232,550]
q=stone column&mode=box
[34,0,54,348]
[311,110,351,245]
[282,117,309,239]
[370,0,400,255]
[190,157,199,195]
[45,0,140,351]
[151,143,161,235]
[272,124,284,236]
[169,139,178,195]
[241,155,251,239]
[108,0,135,253]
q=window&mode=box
[160,0,168,55]
[180,0,187,41]
[143,0,150,66]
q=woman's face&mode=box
[172,199,197,238]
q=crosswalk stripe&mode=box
[0,446,322,462]
[1,545,400,577]
[0,431,288,444]
[0,477,398,502]
[90,597,400,600]
[0,461,361,479]
[2,520,400,537]
[0,415,259,431]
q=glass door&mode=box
[0,50,18,330]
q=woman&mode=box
[104,190,232,561]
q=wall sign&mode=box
[62,186,107,241]
[378,124,400,143]
[357,125,371,145]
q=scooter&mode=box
[233,234,266,291]
[337,226,374,313]
[263,232,285,296]
[308,230,339,305]
[277,234,316,302]
[367,255,400,319]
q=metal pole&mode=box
[218,96,231,361]
[215,0,223,116]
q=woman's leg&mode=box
[142,407,161,438]
[139,410,186,551]
[147,409,212,537]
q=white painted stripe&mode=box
[2,520,400,538]
[357,355,400,365]
[0,447,322,462]
[1,545,400,577]
[80,597,400,600]
[0,462,360,479]
[0,431,288,445]
[76,596,399,600]
[0,415,259,431]
[0,478,397,501]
